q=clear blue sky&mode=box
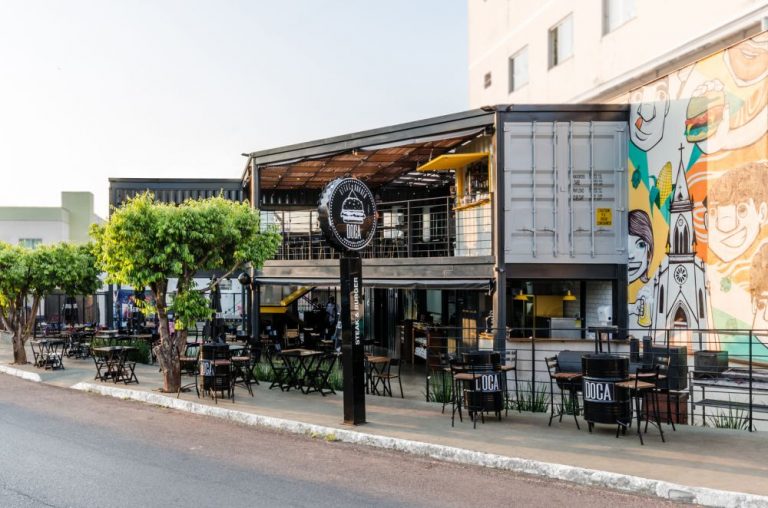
[0,1,468,217]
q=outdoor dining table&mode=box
[30,339,65,370]
[92,346,137,383]
[280,348,324,393]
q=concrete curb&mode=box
[71,382,768,508]
[0,364,42,383]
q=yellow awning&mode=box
[280,286,312,307]
[260,306,288,314]
[416,152,488,172]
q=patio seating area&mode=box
[2,335,768,498]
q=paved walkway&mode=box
[2,342,767,506]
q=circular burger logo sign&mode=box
[318,178,377,252]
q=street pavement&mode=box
[0,376,680,508]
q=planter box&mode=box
[643,391,689,425]
[694,350,729,379]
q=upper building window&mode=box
[483,72,492,89]
[603,0,635,34]
[548,14,573,69]
[18,238,42,249]
[508,46,529,93]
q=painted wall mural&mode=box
[627,33,768,360]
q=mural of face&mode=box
[628,233,650,283]
[628,209,654,283]
[726,32,768,84]
[629,79,670,151]
[707,198,768,262]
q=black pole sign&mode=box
[340,253,365,424]
[318,178,377,425]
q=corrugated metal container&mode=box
[504,121,628,264]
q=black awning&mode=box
[254,277,490,290]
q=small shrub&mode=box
[252,362,276,383]
[514,382,550,413]
[707,401,751,430]
[327,365,343,391]
[425,373,453,403]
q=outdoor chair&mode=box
[177,343,199,397]
[649,353,677,432]
[266,349,289,391]
[284,327,300,348]
[499,350,520,414]
[92,347,107,381]
[449,359,466,427]
[117,348,139,384]
[231,343,257,396]
[616,359,665,445]
[305,352,338,396]
[31,341,43,368]
[545,356,581,430]
[370,357,403,398]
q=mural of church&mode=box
[650,150,710,341]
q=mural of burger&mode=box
[685,81,725,143]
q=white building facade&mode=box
[468,0,768,106]
[0,192,103,246]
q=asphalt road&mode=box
[0,375,683,507]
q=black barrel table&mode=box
[581,354,631,433]
[199,343,233,403]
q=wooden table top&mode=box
[281,348,323,357]
[553,372,583,380]
[93,346,137,352]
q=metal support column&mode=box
[492,115,506,353]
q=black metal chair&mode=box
[498,350,520,414]
[449,359,466,427]
[91,346,107,381]
[117,348,139,384]
[305,352,338,396]
[231,343,256,396]
[651,353,677,432]
[266,348,289,391]
[370,357,403,398]
[545,356,581,430]
[177,343,200,397]
[615,360,665,445]
[31,341,43,368]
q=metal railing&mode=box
[263,195,492,261]
[390,325,768,432]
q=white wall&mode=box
[585,280,613,331]
[468,0,768,106]
[0,220,69,245]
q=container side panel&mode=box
[504,120,627,264]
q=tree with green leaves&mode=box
[0,242,100,364]
[91,193,280,393]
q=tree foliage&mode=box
[0,242,100,364]
[90,192,281,392]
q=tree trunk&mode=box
[153,283,181,393]
[12,328,27,364]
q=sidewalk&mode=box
[2,343,767,507]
